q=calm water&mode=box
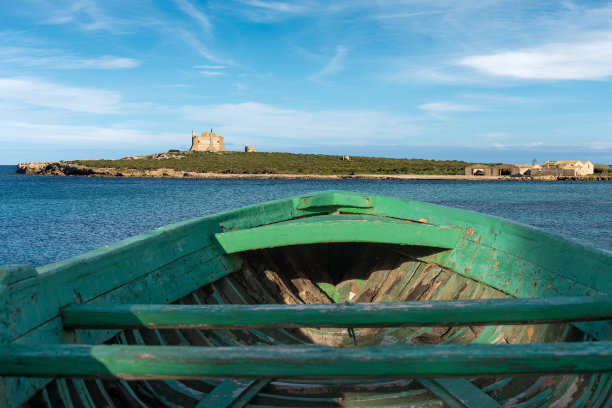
[1,164,611,266]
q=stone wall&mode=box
[465,164,495,176]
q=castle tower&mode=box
[190,129,227,152]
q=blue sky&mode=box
[1,0,611,164]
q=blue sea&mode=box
[1,164,611,267]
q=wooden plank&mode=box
[361,194,612,322]
[443,237,612,341]
[3,190,612,406]
[0,192,370,407]
[62,296,612,329]
[295,192,373,211]
[3,342,612,379]
[419,379,501,407]
[195,380,268,408]
[214,214,462,254]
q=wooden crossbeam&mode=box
[419,379,502,408]
[62,296,612,329]
[2,342,612,379]
[195,380,269,408]
[213,214,463,254]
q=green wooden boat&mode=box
[2,190,612,407]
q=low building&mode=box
[534,160,594,177]
[466,160,594,177]
[493,164,514,176]
[465,164,493,176]
[190,129,226,152]
[245,146,256,152]
[465,164,515,176]
[511,164,541,176]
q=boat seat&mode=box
[214,214,463,254]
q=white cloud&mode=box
[309,45,347,81]
[172,28,220,62]
[418,101,483,120]
[0,77,123,113]
[21,1,221,62]
[37,0,129,33]
[588,141,612,151]
[243,0,304,12]
[419,102,481,112]
[484,141,544,149]
[200,71,226,76]
[180,101,418,144]
[195,65,225,70]
[0,48,139,69]
[458,33,612,80]
[232,0,311,22]
[0,121,157,144]
[72,56,139,69]
[195,64,227,76]
[173,0,213,32]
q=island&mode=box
[16,151,612,180]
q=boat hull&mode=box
[1,191,611,407]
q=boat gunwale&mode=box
[1,190,612,408]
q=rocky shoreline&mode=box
[16,161,612,181]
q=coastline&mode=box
[16,161,612,181]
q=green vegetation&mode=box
[594,163,612,176]
[70,151,476,175]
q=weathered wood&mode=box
[443,237,612,341]
[3,342,612,378]
[295,192,373,211]
[419,379,502,408]
[62,296,612,329]
[4,190,612,407]
[195,380,269,408]
[214,214,462,254]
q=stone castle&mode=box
[190,129,226,152]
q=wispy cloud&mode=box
[418,101,484,120]
[170,28,220,62]
[478,132,513,141]
[0,77,123,113]
[195,65,225,70]
[0,47,139,69]
[230,0,311,22]
[240,0,305,13]
[179,101,418,144]
[17,1,221,62]
[588,141,612,151]
[309,45,347,81]
[480,141,544,150]
[194,64,226,76]
[458,32,612,80]
[35,0,133,33]
[173,0,213,33]
[0,120,157,144]
[200,71,227,76]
